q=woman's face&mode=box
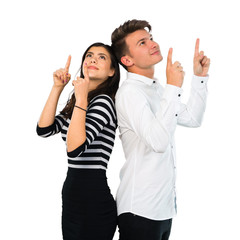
[83,46,115,81]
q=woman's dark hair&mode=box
[60,42,120,119]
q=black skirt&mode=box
[62,168,117,240]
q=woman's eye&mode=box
[140,41,145,46]
[86,54,92,58]
[99,56,106,60]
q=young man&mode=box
[111,20,210,240]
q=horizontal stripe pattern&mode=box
[37,94,117,170]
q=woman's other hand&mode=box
[53,55,71,88]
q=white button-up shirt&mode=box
[115,72,208,220]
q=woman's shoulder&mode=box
[88,94,115,108]
[88,94,117,122]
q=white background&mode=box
[1,0,240,239]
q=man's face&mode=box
[124,29,163,69]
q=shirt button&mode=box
[201,81,204,83]
[175,114,178,117]
[178,94,181,97]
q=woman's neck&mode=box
[88,79,105,92]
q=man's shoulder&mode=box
[116,80,146,100]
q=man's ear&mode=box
[121,55,134,68]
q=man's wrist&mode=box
[164,84,183,102]
[192,75,209,89]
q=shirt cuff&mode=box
[36,123,54,135]
[163,84,183,102]
[192,75,209,89]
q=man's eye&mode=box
[86,54,92,58]
[140,41,145,46]
[99,56,106,60]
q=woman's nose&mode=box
[90,58,97,63]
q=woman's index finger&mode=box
[65,55,71,72]
[83,63,89,81]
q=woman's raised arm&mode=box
[38,55,71,127]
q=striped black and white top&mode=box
[37,94,117,170]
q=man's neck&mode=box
[128,66,155,79]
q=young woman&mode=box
[36,42,120,240]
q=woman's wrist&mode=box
[52,84,64,91]
[75,98,88,109]
[49,85,64,100]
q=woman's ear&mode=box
[121,55,134,68]
[108,68,115,77]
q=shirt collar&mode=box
[127,72,157,86]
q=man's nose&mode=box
[150,41,158,49]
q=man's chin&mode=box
[154,55,163,64]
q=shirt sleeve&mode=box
[116,85,182,153]
[67,95,117,158]
[36,115,65,137]
[177,75,208,127]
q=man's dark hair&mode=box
[111,19,152,69]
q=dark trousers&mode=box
[118,213,172,240]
